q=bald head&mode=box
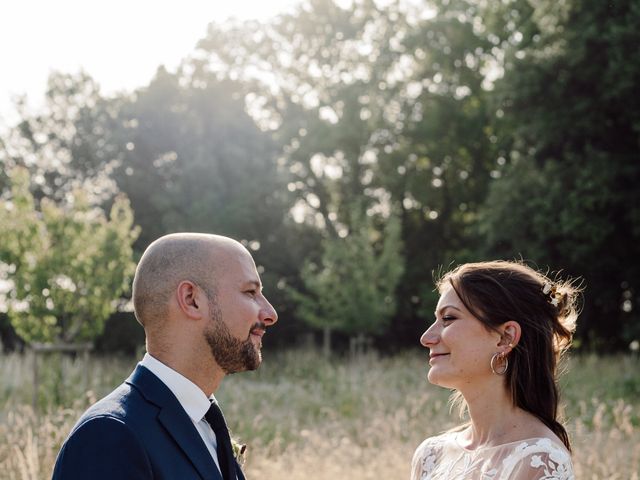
[132,233,247,329]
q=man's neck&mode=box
[146,347,224,397]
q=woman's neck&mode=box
[457,380,534,449]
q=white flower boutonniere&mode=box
[231,439,247,466]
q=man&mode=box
[52,233,278,479]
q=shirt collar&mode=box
[141,353,215,423]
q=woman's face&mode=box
[420,284,502,390]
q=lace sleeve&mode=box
[410,445,423,480]
[410,437,443,480]
[500,440,575,480]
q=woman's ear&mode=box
[498,321,521,351]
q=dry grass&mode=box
[0,350,638,479]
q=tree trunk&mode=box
[350,333,369,358]
[322,327,332,358]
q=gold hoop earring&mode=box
[490,352,508,375]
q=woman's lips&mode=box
[429,353,449,364]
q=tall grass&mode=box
[0,350,638,479]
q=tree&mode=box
[106,67,303,341]
[290,204,404,355]
[193,0,505,346]
[194,0,420,238]
[109,67,290,249]
[1,63,313,349]
[0,71,120,204]
[370,0,504,343]
[0,167,139,344]
[479,0,640,348]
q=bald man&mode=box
[52,233,278,480]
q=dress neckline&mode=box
[451,431,561,453]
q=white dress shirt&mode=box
[140,353,224,475]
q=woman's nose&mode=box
[420,323,439,347]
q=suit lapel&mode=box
[235,460,246,480]
[126,365,223,480]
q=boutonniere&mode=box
[231,438,247,466]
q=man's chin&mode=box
[225,359,259,375]
[247,349,262,371]
[242,344,262,371]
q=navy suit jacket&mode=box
[52,364,246,480]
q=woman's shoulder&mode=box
[412,429,458,465]
[414,430,457,451]
[411,431,455,480]
[499,436,571,458]
[498,437,574,480]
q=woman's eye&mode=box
[431,315,455,326]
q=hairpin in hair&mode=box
[542,281,562,307]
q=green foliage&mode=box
[110,67,290,249]
[107,67,303,338]
[290,205,404,336]
[0,71,119,203]
[0,167,139,343]
[480,0,640,347]
[193,0,502,346]
[1,0,637,351]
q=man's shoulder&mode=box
[75,377,150,428]
[89,381,133,412]
[53,384,155,480]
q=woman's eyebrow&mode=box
[434,305,462,316]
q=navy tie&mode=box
[205,401,236,480]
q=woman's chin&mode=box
[426,369,441,386]
[427,369,454,388]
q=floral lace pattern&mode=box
[411,432,574,480]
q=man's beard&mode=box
[204,300,263,374]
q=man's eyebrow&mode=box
[243,280,262,289]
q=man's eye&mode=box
[245,290,257,296]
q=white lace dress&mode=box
[411,431,574,480]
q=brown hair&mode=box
[437,260,581,452]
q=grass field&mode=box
[0,349,638,479]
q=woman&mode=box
[411,261,579,480]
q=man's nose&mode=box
[259,296,278,326]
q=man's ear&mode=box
[498,321,521,351]
[176,280,205,320]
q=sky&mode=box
[0,0,301,127]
